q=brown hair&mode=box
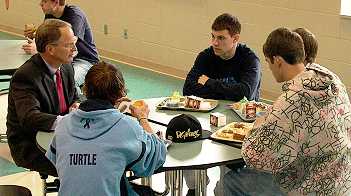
[35,19,71,53]
[83,61,126,105]
[58,0,65,6]
[211,13,241,36]
[263,27,305,65]
[49,0,65,6]
[293,28,318,64]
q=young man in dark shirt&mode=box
[22,0,99,95]
[183,13,261,101]
[183,13,262,196]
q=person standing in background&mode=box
[22,0,99,96]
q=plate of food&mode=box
[156,93,218,112]
[228,98,269,122]
[211,122,253,143]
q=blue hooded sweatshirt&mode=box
[46,99,167,196]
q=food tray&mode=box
[230,102,269,122]
[232,109,255,122]
[210,122,253,143]
[156,97,218,112]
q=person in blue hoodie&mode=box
[46,61,167,196]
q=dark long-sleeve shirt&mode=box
[183,44,261,101]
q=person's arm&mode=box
[183,52,215,98]
[45,135,57,164]
[11,70,57,132]
[130,133,166,177]
[129,100,153,133]
[67,15,85,39]
[205,56,261,101]
[241,93,299,174]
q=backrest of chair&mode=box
[0,185,32,196]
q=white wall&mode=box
[0,0,350,99]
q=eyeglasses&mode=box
[50,36,78,50]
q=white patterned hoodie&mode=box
[242,63,351,195]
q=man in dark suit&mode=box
[7,19,80,176]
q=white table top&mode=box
[0,93,8,134]
[144,97,241,132]
[36,127,242,171]
[0,40,31,71]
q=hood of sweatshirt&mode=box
[282,63,342,100]
[66,99,124,140]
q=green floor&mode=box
[0,30,184,176]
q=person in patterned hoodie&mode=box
[223,27,351,195]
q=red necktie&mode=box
[55,70,67,113]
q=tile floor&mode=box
[0,163,221,196]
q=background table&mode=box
[0,40,30,138]
[0,40,31,75]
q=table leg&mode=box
[140,176,152,186]
[166,170,183,196]
[194,169,207,196]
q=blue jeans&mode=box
[223,168,286,196]
[72,58,93,95]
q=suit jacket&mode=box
[6,53,78,168]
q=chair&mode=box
[0,185,32,196]
[39,173,60,196]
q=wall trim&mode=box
[0,24,23,38]
[99,49,187,80]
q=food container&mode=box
[245,102,256,119]
[210,112,226,127]
[185,96,202,109]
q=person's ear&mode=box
[46,44,56,56]
[273,56,284,68]
[232,34,240,43]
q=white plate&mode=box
[210,122,253,143]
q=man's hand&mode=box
[69,102,80,112]
[198,75,209,85]
[129,100,153,133]
[22,38,38,55]
[129,100,149,120]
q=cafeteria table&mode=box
[0,40,31,76]
[36,97,245,196]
